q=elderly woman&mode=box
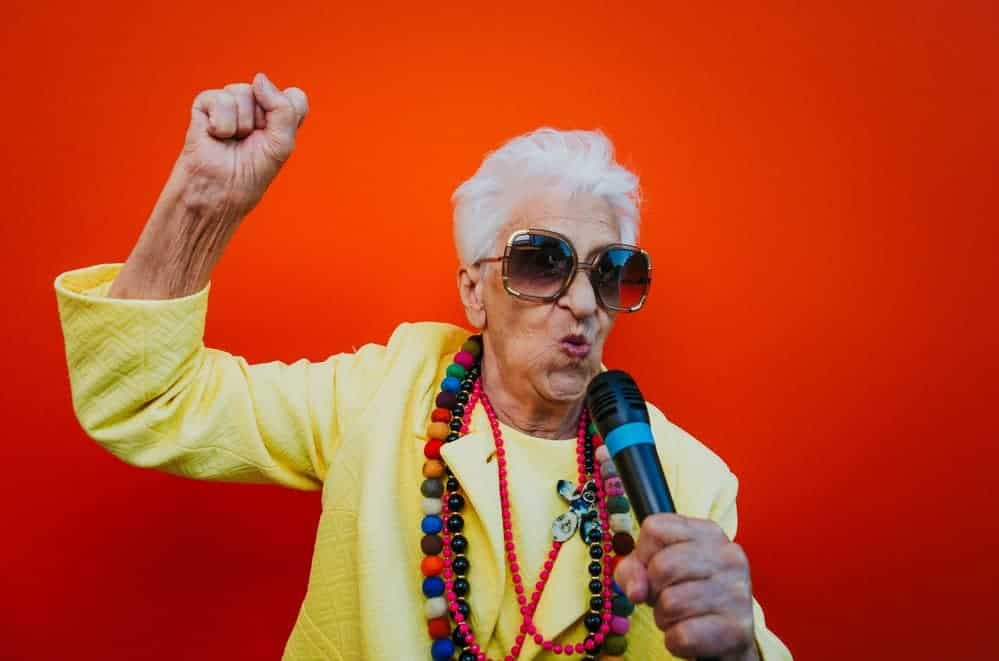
[55,74,791,661]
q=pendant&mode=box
[552,479,602,543]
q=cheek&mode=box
[596,312,615,342]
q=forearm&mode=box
[109,163,242,300]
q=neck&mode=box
[479,351,583,440]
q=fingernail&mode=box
[260,73,278,94]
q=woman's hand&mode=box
[614,514,759,661]
[178,72,309,219]
[109,73,309,299]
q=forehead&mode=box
[498,193,621,254]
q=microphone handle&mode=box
[612,446,721,661]
[613,444,676,521]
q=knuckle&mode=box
[657,583,684,619]
[653,605,672,632]
[721,615,754,654]
[648,549,675,585]
[666,621,697,657]
[655,584,673,613]
[192,88,219,109]
[696,517,725,540]
[725,576,752,607]
[642,513,675,542]
[613,554,635,583]
[721,542,748,570]
[217,90,237,108]
[265,135,295,163]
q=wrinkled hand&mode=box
[178,72,309,221]
[614,514,758,661]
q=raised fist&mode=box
[177,72,309,220]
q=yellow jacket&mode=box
[54,263,792,661]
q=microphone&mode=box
[586,370,674,521]
[586,370,719,661]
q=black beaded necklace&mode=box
[418,336,636,660]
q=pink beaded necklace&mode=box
[420,337,636,660]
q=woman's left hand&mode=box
[613,514,759,661]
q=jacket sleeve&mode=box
[54,263,389,491]
[632,405,794,660]
[709,471,794,660]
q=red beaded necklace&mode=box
[420,337,636,660]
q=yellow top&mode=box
[54,263,792,661]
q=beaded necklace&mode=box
[419,337,638,660]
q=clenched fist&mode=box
[178,72,309,219]
[109,72,309,300]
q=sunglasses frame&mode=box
[474,228,653,312]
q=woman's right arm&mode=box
[54,74,369,491]
[111,72,308,300]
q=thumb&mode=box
[614,553,650,605]
[252,72,298,145]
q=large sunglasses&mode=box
[474,229,652,312]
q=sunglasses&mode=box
[474,228,652,312]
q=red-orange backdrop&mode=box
[3,2,996,659]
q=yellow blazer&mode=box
[54,263,792,661]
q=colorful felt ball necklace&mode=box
[419,336,638,660]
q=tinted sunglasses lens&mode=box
[505,233,574,298]
[594,248,651,310]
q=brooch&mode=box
[551,479,601,543]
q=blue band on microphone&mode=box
[604,422,655,457]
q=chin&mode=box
[544,365,596,402]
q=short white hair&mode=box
[451,127,641,265]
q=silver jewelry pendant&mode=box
[552,479,603,543]
[552,510,580,542]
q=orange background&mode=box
[3,2,997,659]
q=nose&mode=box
[557,268,599,319]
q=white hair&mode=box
[451,127,642,265]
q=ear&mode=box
[457,263,487,329]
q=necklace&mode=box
[420,336,636,660]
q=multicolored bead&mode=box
[611,594,635,617]
[431,637,455,659]
[423,460,446,478]
[425,596,447,618]
[422,576,445,597]
[421,515,443,534]
[610,615,631,635]
[421,556,444,576]
[453,351,475,369]
[423,440,443,460]
[603,634,628,655]
[606,495,630,513]
[427,616,450,639]
[421,534,443,555]
[604,476,625,496]
[609,512,634,533]
[421,479,443,498]
[612,532,635,556]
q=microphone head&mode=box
[586,370,650,437]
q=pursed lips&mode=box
[559,333,592,359]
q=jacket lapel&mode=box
[439,421,506,649]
